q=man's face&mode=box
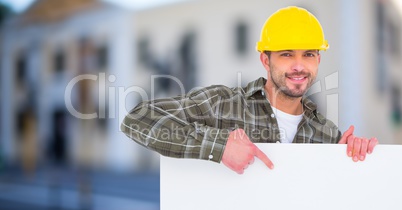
[263,50,320,98]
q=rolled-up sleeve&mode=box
[120,87,231,163]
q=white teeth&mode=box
[291,77,303,80]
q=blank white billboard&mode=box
[161,144,402,210]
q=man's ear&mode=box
[260,53,270,69]
[318,53,321,64]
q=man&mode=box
[121,6,378,174]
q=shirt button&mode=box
[208,154,213,159]
[271,114,275,118]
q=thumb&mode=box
[338,125,354,144]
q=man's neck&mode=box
[264,85,304,115]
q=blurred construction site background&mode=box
[1,0,402,209]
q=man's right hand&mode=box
[221,128,274,174]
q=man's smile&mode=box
[287,76,307,83]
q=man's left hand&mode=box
[338,125,378,162]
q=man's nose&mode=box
[291,56,305,72]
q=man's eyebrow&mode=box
[277,50,294,53]
[305,50,318,53]
[276,50,318,53]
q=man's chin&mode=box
[282,89,307,98]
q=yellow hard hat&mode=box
[256,6,329,52]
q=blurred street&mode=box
[0,167,159,210]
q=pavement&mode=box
[0,166,160,210]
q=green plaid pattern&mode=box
[121,77,341,163]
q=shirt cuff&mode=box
[199,127,231,163]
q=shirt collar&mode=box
[301,97,317,112]
[244,77,266,99]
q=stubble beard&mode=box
[269,65,315,99]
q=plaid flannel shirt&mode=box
[121,77,341,163]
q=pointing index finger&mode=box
[253,145,274,170]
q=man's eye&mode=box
[281,53,292,57]
[305,53,316,57]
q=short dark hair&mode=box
[264,51,271,59]
[264,50,320,59]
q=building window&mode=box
[391,84,402,126]
[376,1,387,93]
[50,109,68,164]
[137,37,152,68]
[54,50,65,73]
[235,22,248,55]
[97,45,108,71]
[97,105,109,129]
[388,20,401,57]
[376,1,401,57]
[15,110,35,142]
[15,52,27,86]
[179,32,197,91]
[16,112,25,141]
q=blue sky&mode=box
[0,0,188,13]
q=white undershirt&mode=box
[271,106,303,143]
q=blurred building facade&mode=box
[1,0,402,174]
[0,0,153,173]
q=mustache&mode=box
[285,72,311,77]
